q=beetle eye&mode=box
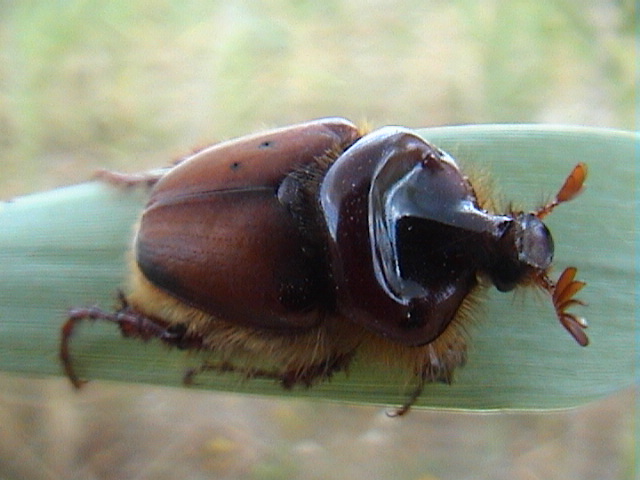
[516,213,554,270]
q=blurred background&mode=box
[0,1,635,479]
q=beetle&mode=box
[60,118,588,415]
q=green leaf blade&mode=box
[0,125,635,411]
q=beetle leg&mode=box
[183,361,289,386]
[389,372,456,417]
[388,341,465,416]
[60,294,204,388]
[93,168,171,188]
[386,376,425,417]
[183,352,354,389]
[280,352,354,388]
[388,368,451,417]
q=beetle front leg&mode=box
[388,338,467,416]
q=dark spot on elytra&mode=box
[230,161,241,171]
[259,140,274,149]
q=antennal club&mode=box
[538,268,589,346]
[536,163,588,219]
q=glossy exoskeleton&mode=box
[60,118,588,415]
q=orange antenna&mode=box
[535,163,588,219]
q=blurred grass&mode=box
[0,1,636,479]
[0,0,634,198]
